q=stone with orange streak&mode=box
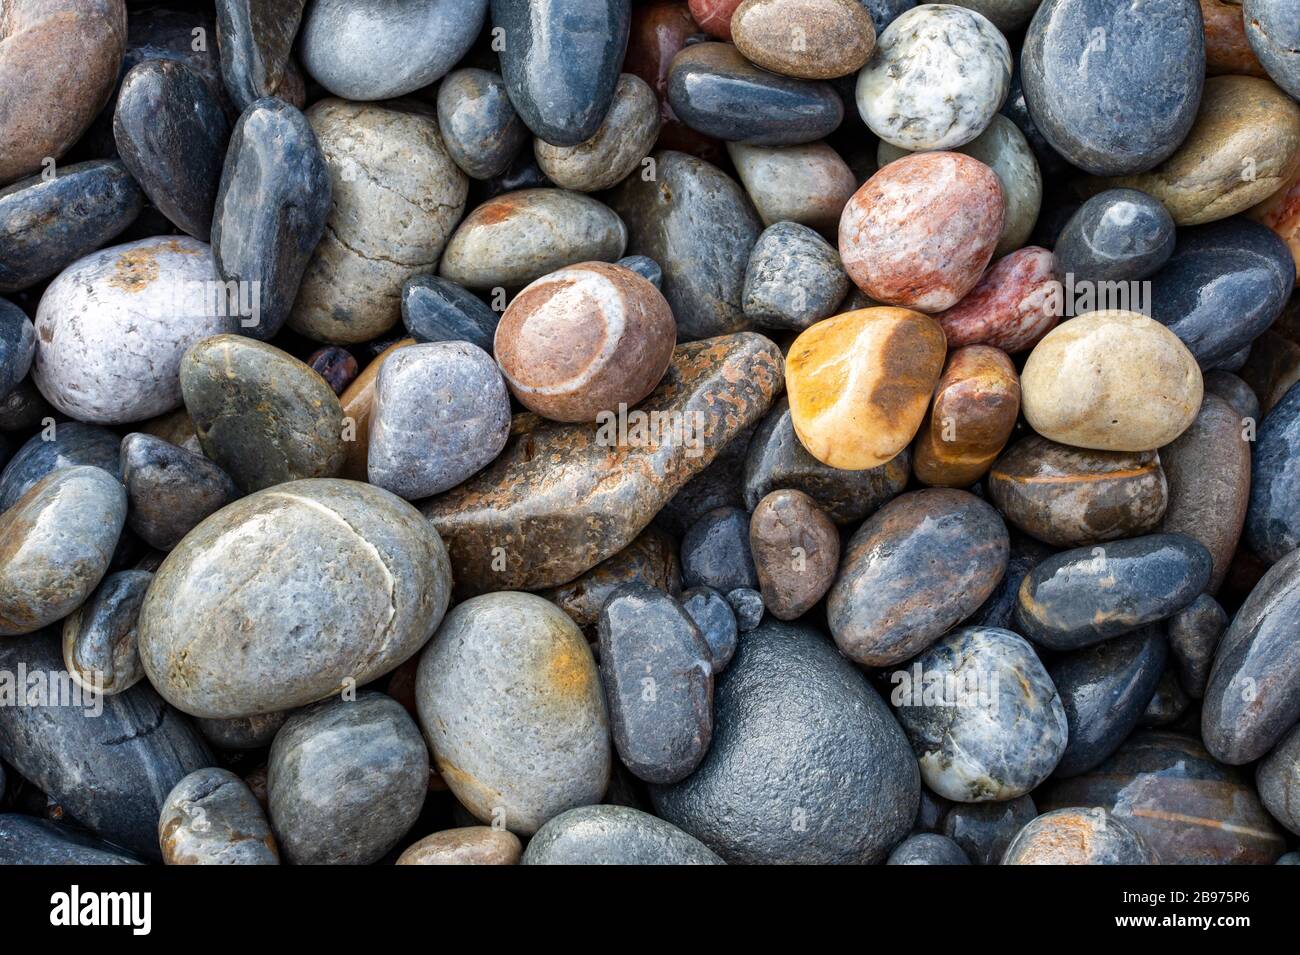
[159,767,279,865]
[785,307,946,471]
[1201,0,1267,75]
[1247,162,1300,282]
[935,247,1061,353]
[338,337,415,481]
[839,152,1003,313]
[397,827,522,865]
[1002,808,1157,864]
[494,261,676,422]
[913,345,1019,488]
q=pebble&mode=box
[33,237,239,425]
[61,569,151,697]
[598,585,714,784]
[689,0,745,38]
[1020,0,1205,176]
[1002,808,1157,864]
[0,299,35,398]
[0,467,125,636]
[113,59,230,241]
[1020,310,1203,452]
[609,151,762,339]
[726,141,857,235]
[681,506,759,593]
[1202,546,1300,764]
[987,435,1168,547]
[268,694,427,865]
[119,433,240,551]
[292,99,468,344]
[1241,330,1300,414]
[941,796,1038,866]
[307,347,358,396]
[679,587,739,672]
[650,620,919,863]
[659,425,756,534]
[1202,0,1267,76]
[439,188,627,291]
[1245,382,1300,563]
[211,97,332,342]
[1043,731,1287,864]
[0,629,211,860]
[1049,627,1168,777]
[1100,76,1300,226]
[0,0,127,185]
[1160,393,1252,591]
[196,712,289,752]
[1053,188,1176,285]
[138,478,452,718]
[839,152,1004,313]
[886,833,970,865]
[742,222,849,331]
[437,68,529,181]
[424,334,781,593]
[542,526,682,633]
[617,255,663,288]
[368,341,511,498]
[415,592,611,834]
[896,627,1068,802]
[1244,0,1300,99]
[785,307,947,470]
[215,0,306,112]
[524,805,723,864]
[749,490,839,620]
[397,827,523,865]
[159,767,279,865]
[1248,163,1300,283]
[0,422,121,513]
[743,397,911,523]
[0,816,140,866]
[1141,669,1191,727]
[535,74,661,191]
[494,262,675,421]
[0,160,143,294]
[300,0,485,101]
[725,588,765,630]
[1204,369,1261,421]
[965,531,1055,631]
[731,0,876,80]
[828,489,1009,666]
[402,275,499,352]
[1167,594,1228,699]
[1256,723,1300,836]
[912,345,1021,488]
[1014,533,1213,651]
[493,0,631,146]
[857,5,1011,151]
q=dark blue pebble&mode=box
[681,505,758,592]
[941,795,1038,866]
[726,588,764,632]
[1053,188,1175,284]
[0,422,121,513]
[0,299,35,398]
[1245,382,1300,563]
[617,255,663,289]
[680,585,739,672]
[437,68,529,180]
[401,275,500,353]
[0,815,141,865]
[0,380,52,433]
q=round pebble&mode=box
[749,489,839,620]
[1053,188,1176,284]
[1256,723,1300,836]
[535,74,661,192]
[886,832,970,865]
[524,805,722,865]
[0,422,121,513]
[679,586,739,672]
[119,432,240,551]
[437,68,529,181]
[727,141,857,235]
[941,796,1038,866]
[402,275,499,352]
[742,222,849,331]
[159,767,279,865]
[1002,808,1157,864]
[912,345,1020,488]
[731,0,876,80]
[397,827,523,865]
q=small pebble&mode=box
[1002,808,1157,864]
[61,569,151,697]
[402,275,499,352]
[196,712,290,752]
[1166,594,1228,700]
[1245,382,1300,563]
[749,489,839,620]
[160,767,279,865]
[912,345,1020,488]
[523,805,723,864]
[1053,188,1176,284]
[727,141,857,235]
[307,347,358,396]
[1256,723,1300,836]
[725,588,765,631]
[741,222,849,330]
[119,433,240,551]
[681,506,759,593]
[397,827,523,865]
[437,68,529,181]
[535,74,661,191]
[680,586,740,672]
[731,0,876,80]
[941,796,1038,866]
[886,833,970,865]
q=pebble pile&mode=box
[1,0,1299,867]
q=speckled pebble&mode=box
[160,767,279,865]
[726,588,765,631]
[535,74,660,191]
[742,222,849,330]
[749,489,839,620]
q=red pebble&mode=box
[936,246,1062,353]
[688,0,745,40]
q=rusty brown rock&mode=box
[730,0,875,80]
[338,338,415,481]
[1247,163,1300,283]
[935,247,1061,354]
[541,526,682,632]
[422,333,783,595]
[748,489,838,620]
[396,827,522,865]
[912,345,1020,488]
[1201,0,1267,76]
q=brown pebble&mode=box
[749,489,839,620]
[912,345,1020,488]
[731,0,875,80]
[396,827,522,865]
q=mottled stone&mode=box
[300,0,485,101]
[398,827,522,865]
[0,0,127,185]
[1141,668,1191,727]
[1042,731,1287,864]
[840,153,1003,313]
[1202,547,1300,763]
[940,256,1059,360]
[1021,310,1203,452]
[1015,533,1212,651]
[291,99,468,344]
[524,805,721,864]
[437,68,528,180]
[941,795,1037,865]
[61,569,150,696]
[742,397,910,523]
[1003,808,1157,864]
[681,506,758,593]
[732,0,875,80]
[424,334,782,594]
[160,767,279,865]
[988,435,1167,547]
[416,592,611,834]
[609,151,762,339]
[786,308,947,470]
[1245,382,1300,562]
[119,433,239,551]
[368,342,510,499]
[268,694,427,865]
[1054,188,1176,285]
[1160,393,1252,591]
[211,97,331,342]
[680,586,739,672]
[1166,594,1227,700]
[727,141,857,236]
[1244,0,1300,99]
[440,189,626,291]
[307,347,357,396]
[1202,0,1266,76]
[1021,0,1205,176]
[402,275,498,352]
[913,346,1020,488]
[828,489,1009,666]
[138,479,452,718]
[535,74,660,191]
[886,832,970,865]
[215,0,305,112]
[0,816,140,865]
[495,262,675,422]
[651,620,919,863]
[1256,723,1300,835]
[1248,161,1300,282]
[749,490,838,620]
[0,422,120,513]
[196,712,290,751]
[742,222,849,330]
[0,299,35,401]
[0,467,125,636]
[895,627,1067,802]
[0,629,211,859]
[725,587,764,630]
[33,237,239,425]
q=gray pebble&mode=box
[1244,0,1300,100]
[523,805,723,865]
[941,795,1037,865]
[160,767,280,864]
[680,586,739,673]
[1256,723,1300,836]
[1166,593,1227,699]
[534,74,660,192]
[616,255,662,289]
[0,298,35,397]
[196,712,290,751]
[437,68,529,180]
[0,421,120,513]
[61,569,151,697]
[886,832,971,865]
[742,222,848,330]
[681,506,758,592]
[0,816,141,865]
[726,588,765,631]
[119,433,240,550]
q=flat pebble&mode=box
[1003,808,1157,864]
[397,827,523,865]
[1244,382,1300,563]
[732,0,876,80]
[535,74,660,191]
[887,833,970,865]
[437,68,529,181]
[160,767,279,865]
[742,222,849,330]
[0,422,120,513]
[749,489,839,620]
[61,569,151,696]
[402,275,499,352]
[912,345,1020,488]
[524,805,722,864]
[727,141,857,235]
[119,433,240,550]
[1053,188,1176,284]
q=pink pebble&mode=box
[936,246,1062,353]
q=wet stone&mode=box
[912,345,1020,489]
[680,587,739,673]
[1203,369,1261,422]
[964,531,1055,631]
[196,712,290,752]
[599,585,714,784]
[1256,723,1300,836]
[523,805,723,865]
[215,0,306,112]
[681,506,759,593]
[1166,593,1228,699]
[160,767,279,865]
[269,694,427,865]
[0,422,120,513]
[886,832,970,865]
[941,795,1037,866]
[727,141,857,236]
[437,68,529,181]
[307,348,358,396]
[402,275,499,353]
[120,433,240,551]
[749,489,839,620]
[61,569,151,697]
[541,526,682,634]
[935,247,1060,355]
[742,222,849,331]
[1053,188,1176,285]
[397,827,522,865]
[1014,533,1212,651]
[725,588,764,631]
[1003,808,1157,864]
[0,816,141,866]
[535,74,661,192]
[1245,382,1300,563]
[0,300,34,403]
